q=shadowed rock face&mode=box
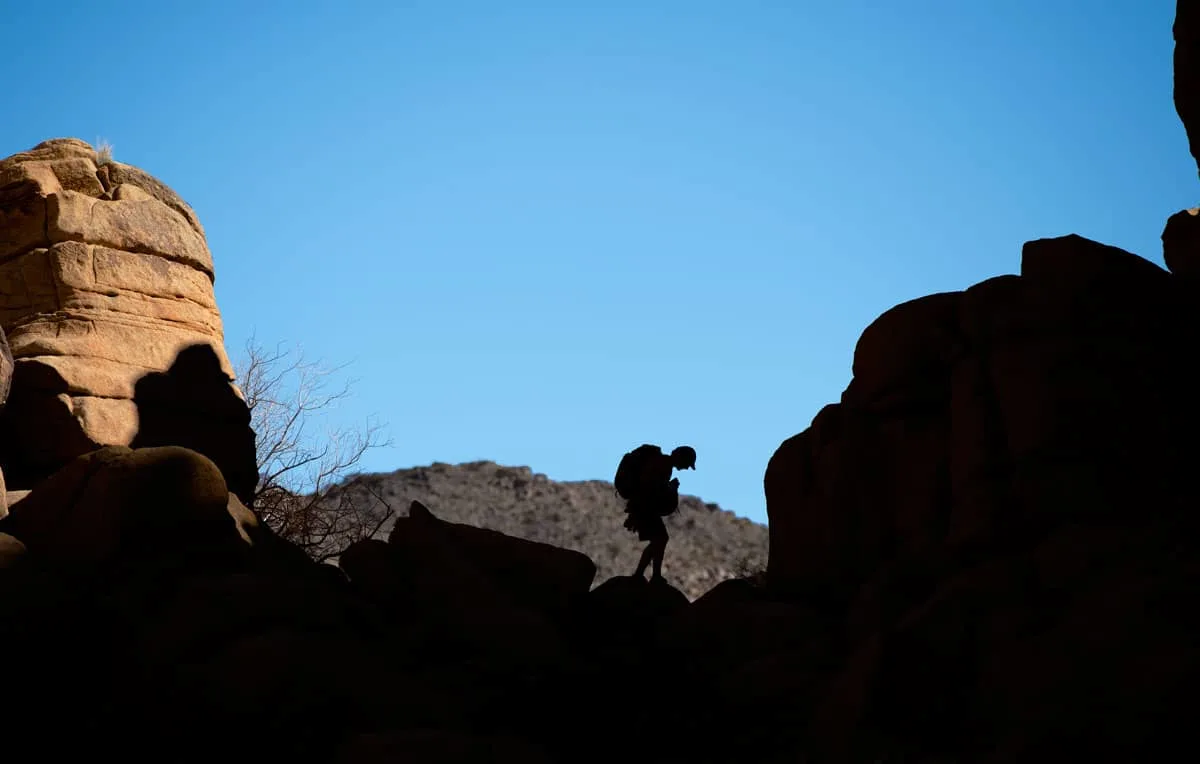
[1176,0,1200,178]
[0,325,11,412]
[131,343,258,506]
[0,138,254,496]
[0,326,9,516]
[1165,2,1200,276]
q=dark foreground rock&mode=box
[764,232,1200,759]
[1,426,1194,762]
[0,453,808,763]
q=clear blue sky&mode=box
[3,1,1194,524]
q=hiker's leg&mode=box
[650,533,668,581]
[634,543,653,579]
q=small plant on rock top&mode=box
[94,138,114,166]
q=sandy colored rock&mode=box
[47,191,212,275]
[0,242,219,332]
[7,355,153,400]
[107,160,206,236]
[9,314,228,372]
[0,138,253,495]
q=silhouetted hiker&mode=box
[613,444,697,581]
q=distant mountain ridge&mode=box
[337,460,768,600]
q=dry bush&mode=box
[94,138,114,165]
[234,336,393,562]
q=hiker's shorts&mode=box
[624,511,668,542]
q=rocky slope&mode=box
[335,461,768,600]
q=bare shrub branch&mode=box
[234,335,394,562]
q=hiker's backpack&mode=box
[614,444,661,500]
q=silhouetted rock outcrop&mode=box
[767,233,1192,596]
[760,71,1200,760]
[1176,0,1200,177]
[1162,206,1200,276]
[765,232,1200,758]
[1168,2,1200,272]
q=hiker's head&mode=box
[670,446,697,470]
